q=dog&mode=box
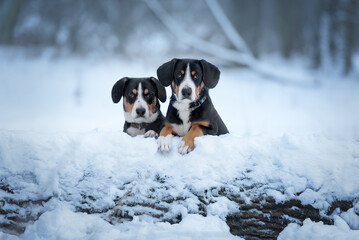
[111,77,166,137]
[156,58,228,154]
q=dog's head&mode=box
[157,58,220,102]
[112,77,166,123]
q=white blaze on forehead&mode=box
[178,64,196,101]
[132,83,147,119]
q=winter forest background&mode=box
[1,0,359,74]
[1,1,359,240]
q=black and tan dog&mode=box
[112,77,166,137]
[157,58,228,154]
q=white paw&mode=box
[158,135,173,152]
[178,140,192,155]
[144,130,158,138]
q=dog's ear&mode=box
[111,77,128,103]
[157,58,177,87]
[150,77,167,103]
[200,59,220,89]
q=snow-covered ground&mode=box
[1,50,359,239]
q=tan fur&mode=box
[160,122,174,137]
[132,89,137,94]
[123,97,134,113]
[147,96,157,113]
[180,70,184,75]
[182,121,209,150]
[195,81,204,98]
[191,71,196,75]
[144,89,148,95]
[172,81,179,96]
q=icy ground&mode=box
[1,52,359,239]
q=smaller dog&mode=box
[112,77,166,137]
[157,58,228,154]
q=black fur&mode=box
[157,58,228,136]
[111,77,166,135]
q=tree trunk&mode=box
[0,0,23,44]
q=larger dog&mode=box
[157,58,228,154]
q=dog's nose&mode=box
[181,87,192,99]
[136,107,146,117]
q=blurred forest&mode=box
[1,0,359,74]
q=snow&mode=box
[1,50,359,238]
[341,207,359,230]
[0,202,239,240]
[278,216,359,240]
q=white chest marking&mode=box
[172,101,191,137]
[127,127,145,137]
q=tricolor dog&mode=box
[111,77,166,137]
[157,58,228,154]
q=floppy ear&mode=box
[150,77,167,103]
[111,77,128,103]
[157,58,177,87]
[200,59,220,89]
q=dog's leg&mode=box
[178,121,209,154]
[158,122,174,152]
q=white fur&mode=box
[178,64,196,101]
[172,101,191,137]
[144,130,158,138]
[158,135,173,152]
[127,127,145,137]
[171,64,199,137]
[178,140,192,155]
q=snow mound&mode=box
[278,216,359,240]
[1,56,359,238]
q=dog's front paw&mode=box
[178,140,194,155]
[158,135,173,152]
[144,130,158,138]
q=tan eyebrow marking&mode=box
[132,89,137,94]
[180,70,185,74]
[144,89,148,95]
[191,71,196,75]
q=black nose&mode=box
[181,88,192,98]
[136,107,146,117]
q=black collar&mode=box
[170,88,208,111]
[127,122,149,129]
[189,88,208,111]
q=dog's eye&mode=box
[129,93,136,98]
[176,73,182,79]
[144,92,152,98]
[194,74,199,79]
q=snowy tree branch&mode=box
[144,0,255,66]
[204,0,253,57]
[144,0,316,87]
